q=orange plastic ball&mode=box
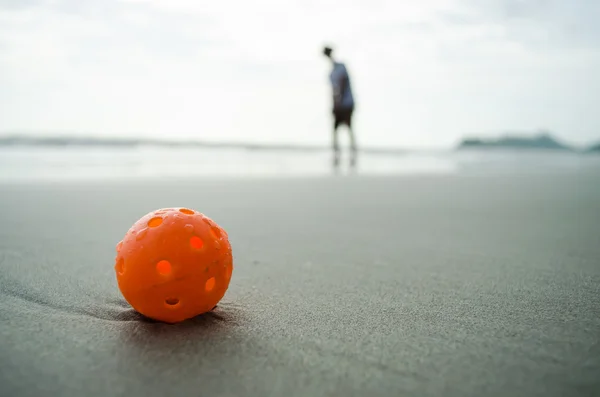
[114,207,233,323]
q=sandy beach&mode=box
[1,171,599,397]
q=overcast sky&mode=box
[1,0,599,148]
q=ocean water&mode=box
[0,146,599,181]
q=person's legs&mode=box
[348,128,357,168]
[347,108,357,167]
[332,117,341,167]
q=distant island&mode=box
[457,132,573,151]
[587,142,600,152]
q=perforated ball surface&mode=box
[114,208,233,323]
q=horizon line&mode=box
[0,133,420,154]
[1,132,597,153]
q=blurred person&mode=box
[323,46,357,168]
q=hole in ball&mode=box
[148,217,163,228]
[210,227,222,240]
[190,236,204,249]
[156,260,172,276]
[115,258,125,275]
[205,277,216,292]
[165,298,180,307]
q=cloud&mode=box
[442,0,600,49]
[0,0,42,10]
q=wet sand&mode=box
[0,172,599,397]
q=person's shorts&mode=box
[334,107,354,128]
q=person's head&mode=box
[323,46,334,61]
